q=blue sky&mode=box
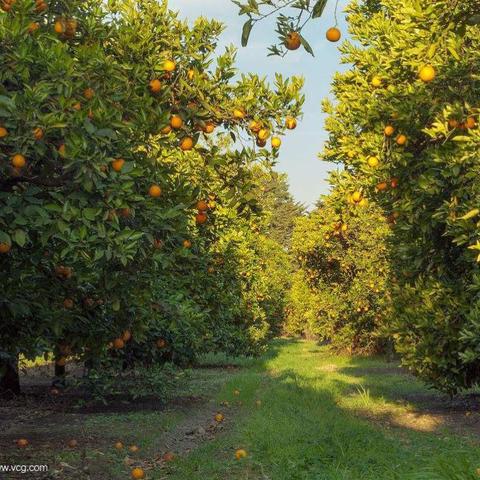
[169,0,350,209]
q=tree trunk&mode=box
[52,363,66,388]
[0,356,20,398]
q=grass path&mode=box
[165,339,480,480]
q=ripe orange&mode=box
[149,79,161,93]
[285,31,301,50]
[391,177,399,188]
[122,330,132,342]
[419,65,436,83]
[180,136,194,151]
[371,76,382,88]
[114,441,124,450]
[249,120,262,133]
[257,128,270,141]
[164,60,176,72]
[235,448,247,460]
[131,467,145,479]
[196,212,207,225]
[203,121,215,134]
[183,239,192,249]
[28,22,40,33]
[63,298,74,309]
[285,117,297,130]
[161,125,171,135]
[271,137,281,148]
[83,88,95,100]
[448,118,459,129]
[0,126,8,137]
[170,114,183,129]
[113,338,125,349]
[148,185,162,198]
[129,445,139,453]
[156,338,167,349]
[367,156,379,168]
[54,19,66,34]
[111,158,125,172]
[466,117,477,129]
[196,200,209,211]
[11,153,26,168]
[396,134,407,146]
[73,102,82,111]
[67,439,78,448]
[33,127,44,140]
[16,439,29,448]
[384,125,395,136]
[214,413,224,423]
[233,108,246,120]
[352,191,362,203]
[35,0,47,12]
[326,27,341,42]
[163,452,175,462]
[376,182,388,192]
[0,242,11,254]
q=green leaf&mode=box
[312,0,328,18]
[241,19,254,47]
[300,35,314,56]
[13,229,26,247]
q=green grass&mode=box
[164,339,480,480]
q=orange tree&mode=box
[0,0,303,395]
[321,0,480,393]
[286,171,392,354]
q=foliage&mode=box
[321,0,480,393]
[286,172,392,353]
[0,0,304,391]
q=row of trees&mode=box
[0,0,302,396]
[282,0,480,395]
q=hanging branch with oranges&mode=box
[233,0,342,56]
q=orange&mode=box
[33,127,44,140]
[73,102,81,111]
[83,88,95,100]
[271,137,281,148]
[256,137,266,147]
[131,468,145,479]
[179,136,194,151]
[161,125,172,135]
[257,128,270,141]
[0,126,8,137]
[235,448,247,460]
[153,239,163,250]
[11,153,26,168]
[448,118,459,129]
[391,177,399,189]
[203,121,215,134]
[156,338,167,348]
[396,134,407,146]
[376,182,388,192]
[163,452,175,462]
[233,108,246,120]
[285,117,297,130]
[367,156,379,168]
[326,27,341,42]
[196,200,209,211]
[214,413,224,423]
[112,338,125,349]
[249,120,262,133]
[347,150,355,158]
[114,441,124,450]
[164,59,176,72]
[28,22,40,33]
[352,191,362,203]
[187,69,195,80]
[384,125,395,136]
[149,79,161,93]
[170,114,183,129]
[196,212,207,224]
[371,76,382,88]
[63,298,74,309]
[466,117,477,129]
[122,330,132,342]
[148,185,162,198]
[67,439,78,448]
[285,31,301,50]
[17,439,29,448]
[58,144,66,157]
[54,19,66,34]
[129,445,139,453]
[111,158,125,172]
[419,65,436,83]
[183,239,192,249]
